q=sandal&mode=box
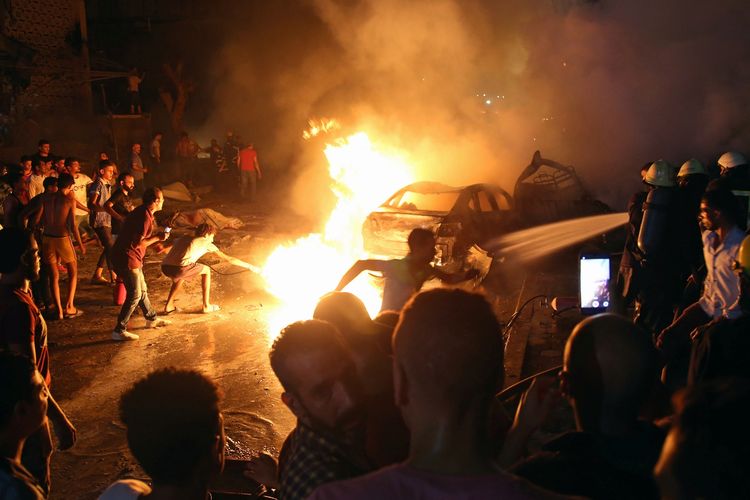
[163,307,181,315]
[64,309,84,319]
[90,276,110,285]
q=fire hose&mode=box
[202,262,261,276]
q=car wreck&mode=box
[362,150,613,269]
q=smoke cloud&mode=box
[203,0,750,221]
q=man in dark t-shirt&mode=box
[106,172,135,236]
[110,188,170,341]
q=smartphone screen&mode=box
[579,253,611,315]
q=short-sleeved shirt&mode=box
[72,174,92,217]
[380,258,434,312]
[28,175,45,200]
[0,286,51,387]
[0,457,46,500]
[309,464,552,500]
[111,205,154,271]
[130,152,144,181]
[239,147,258,171]
[279,422,371,500]
[108,188,134,235]
[88,178,113,228]
[699,226,745,319]
[161,235,218,268]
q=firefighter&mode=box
[615,162,653,311]
[631,160,684,336]
[708,151,750,229]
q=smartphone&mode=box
[579,252,611,315]
[164,227,172,234]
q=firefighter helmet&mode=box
[644,160,676,187]
[718,151,747,170]
[677,159,707,178]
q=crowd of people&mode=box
[617,153,750,390]
[1,148,750,500]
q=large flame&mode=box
[262,130,416,338]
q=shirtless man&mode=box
[35,174,85,320]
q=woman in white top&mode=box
[161,223,258,314]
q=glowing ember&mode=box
[262,130,416,339]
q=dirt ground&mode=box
[43,190,585,499]
[47,193,299,499]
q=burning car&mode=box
[362,181,516,270]
[362,151,615,270]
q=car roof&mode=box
[399,182,507,194]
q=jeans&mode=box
[94,226,114,271]
[115,267,157,333]
[240,169,257,200]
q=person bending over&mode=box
[100,368,225,500]
[160,223,259,314]
[336,228,478,312]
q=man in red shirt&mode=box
[0,228,77,494]
[110,188,170,341]
[238,142,262,202]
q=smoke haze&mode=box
[203,0,750,221]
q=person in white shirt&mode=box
[27,158,52,200]
[657,187,745,388]
[160,223,259,314]
[64,157,93,240]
